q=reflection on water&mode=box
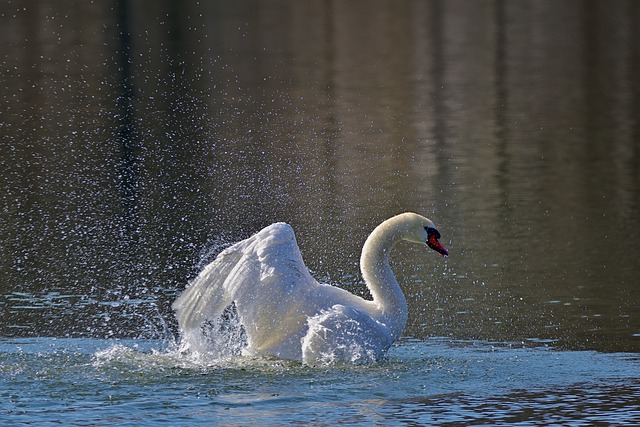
[1,0,639,358]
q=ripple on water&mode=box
[1,337,638,426]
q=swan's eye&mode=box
[425,227,441,240]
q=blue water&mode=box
[2,337,638,426]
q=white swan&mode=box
[172,212,448,364]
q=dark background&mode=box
[1,0,638,352]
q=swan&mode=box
[172,212,448,364]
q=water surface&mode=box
[2,338,638,426]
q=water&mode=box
[1,0,639,425]
[2,338,638,426]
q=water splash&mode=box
[303,310,381,365]
[175,303,248,365]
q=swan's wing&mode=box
[172,223,318,338]
[172,246,243,334]
[301,304,393,365]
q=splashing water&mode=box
[175,303,249,365]
[174,302,385,367]
[2,336,636,426]
[303,310,380,365]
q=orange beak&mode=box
[427,230,448,257]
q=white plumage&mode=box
[173,212,448,364]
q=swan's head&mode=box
[425,226,448,257]
[398,213,449,257]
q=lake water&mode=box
[2,338,639,426]
[1,0,639,425]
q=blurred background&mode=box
[1,0,638,352]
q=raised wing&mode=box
[172,222,319,355]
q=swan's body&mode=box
[173,212,448,364]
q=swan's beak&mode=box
[426,229,448,257]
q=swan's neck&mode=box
[360,219,409,339]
